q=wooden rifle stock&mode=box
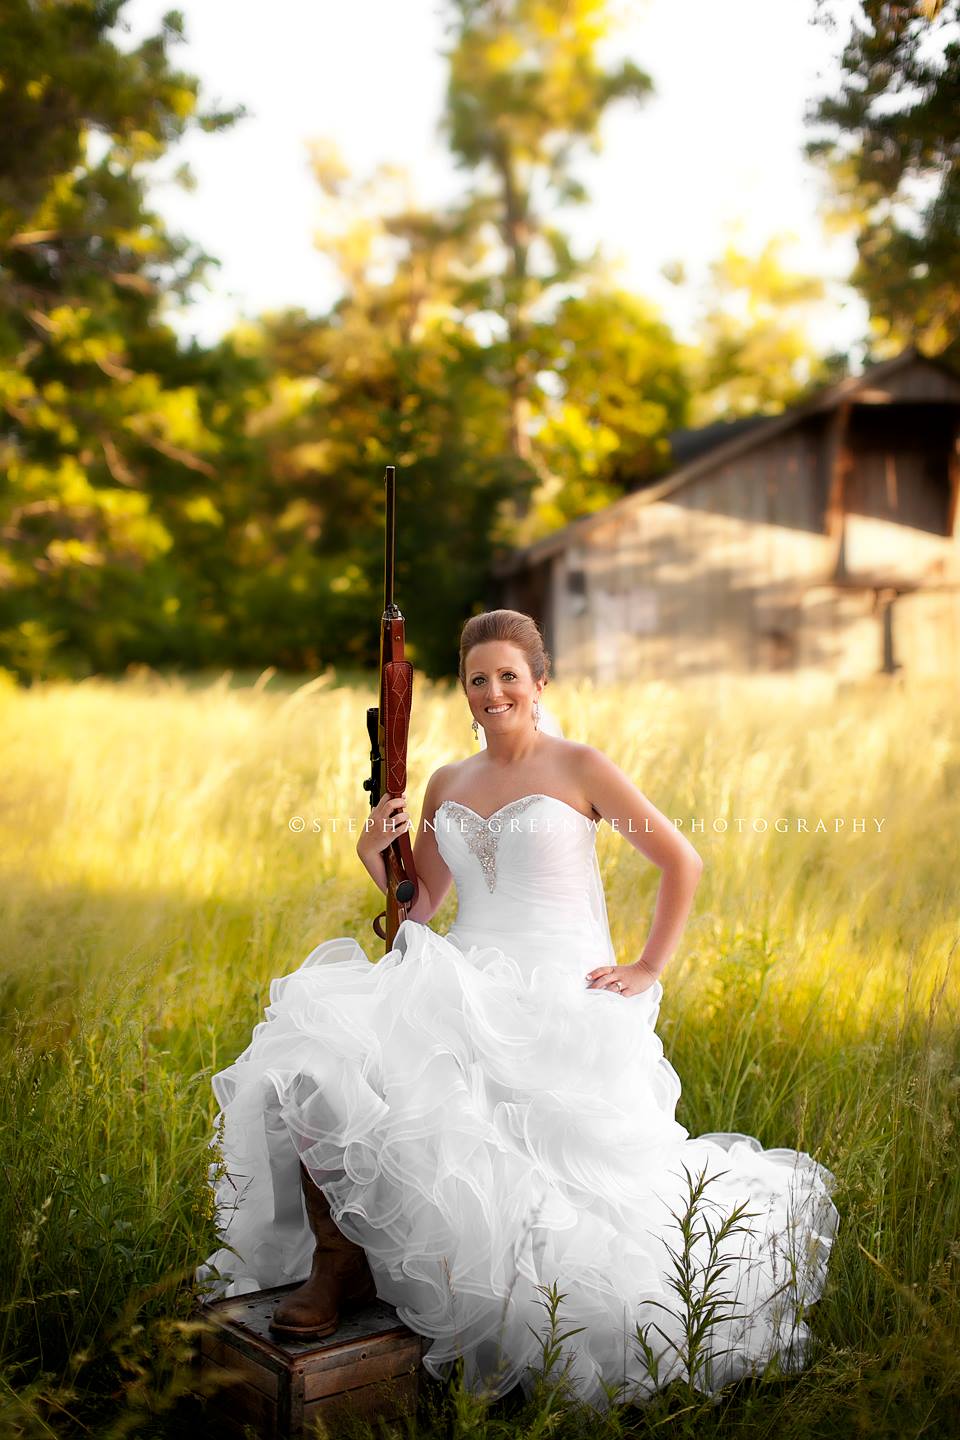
[363,464,420,951]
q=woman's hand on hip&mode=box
[585,962,659,997]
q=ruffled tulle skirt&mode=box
[196,919,838,1410]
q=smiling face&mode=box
[463,640,545,733]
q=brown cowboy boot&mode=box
[269,1161,377,1340]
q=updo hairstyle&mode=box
[457,610,552,693]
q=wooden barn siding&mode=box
[513,365,960,686]
[799,585,884,681]
[551,428,841,681]
[891,588,960,679]
[842,445,958,585]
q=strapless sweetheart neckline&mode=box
[434,792,596,825]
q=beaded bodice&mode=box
[435,794,544,891]
[430,793,615,974]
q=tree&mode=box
[671,232,842,426]
[440,0,655,508]
[0,0,242,678]
[528,287,688,522]
[805,0,960,363]
[231,147,525,677]
[0,0,691,680]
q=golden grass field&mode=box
[1,667,958,1438]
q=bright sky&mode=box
[121,0,869,359]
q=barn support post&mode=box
[876,586,902,676]
[824,399,853,579]
[948,422,960,541]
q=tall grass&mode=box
[1,667,958,1437]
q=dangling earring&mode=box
[472,718,479,740]
[533,699,541,731]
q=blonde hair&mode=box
[457,609,551,692]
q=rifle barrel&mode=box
[383,464,395,610]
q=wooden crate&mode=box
[198,1283,426,1438]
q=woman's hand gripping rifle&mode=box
[362,465,420,951]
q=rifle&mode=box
[363,464,420,951]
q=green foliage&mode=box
[806,0,960,363]
[531,290,688,504]
[0,0,245,680]
[631,1165,762,1406]
[438,0,666,533]
[0,0,695,682]
[227,295,528,677]
[674,234,846,424]
[5,0,896,688]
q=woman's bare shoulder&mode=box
[422,758,471,801]
[539,734,600,771]
[551,738,608,813]
[547,734,590,758]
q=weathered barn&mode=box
[491,347,960,688]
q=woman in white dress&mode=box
[196,608,838,1411]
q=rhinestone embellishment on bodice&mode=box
[437,795,543,892]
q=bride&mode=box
[196,608,838,1410]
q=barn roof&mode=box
[661,414,771,469]
[493,345,960,578]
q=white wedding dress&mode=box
[197,784,838,1410]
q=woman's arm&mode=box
[576,744,704,993]
[355,768,455,924]
[406,768,454,922]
